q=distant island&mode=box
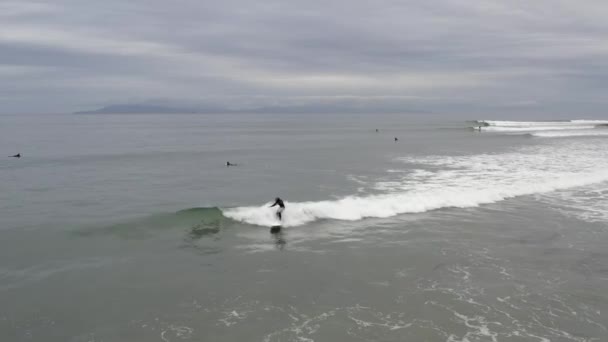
[74,103,430,114]
[74,104,204,114]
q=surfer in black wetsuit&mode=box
[226,161,236,167]
[10,153,20,158]
[270,197,285,220]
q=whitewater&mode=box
[223,127,608,227]
[476,119,608,127]
[4,114,608,342]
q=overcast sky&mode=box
[1,0,607,115]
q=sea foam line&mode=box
[224,138,608,227]
[222,170,608,227]
[531,130,608,138]
[478,120,608,127]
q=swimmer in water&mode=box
[270,197,285,220]
[10,153,20,158]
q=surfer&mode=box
[270,197,285,220]
[10,153,20,158]
[394,137,398,142]
[226,161,236,167]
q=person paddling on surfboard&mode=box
[270,197,285,221]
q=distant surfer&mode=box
[375,128,379,132]
[10,153,20,158]
[394,137,398,142]
[226,161,236,167]
[270,197,285,220]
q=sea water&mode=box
[1,113,607,341]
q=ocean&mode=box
[1,113,607,341]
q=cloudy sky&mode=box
[1,0,608,115]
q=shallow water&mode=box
[1,114,607,341]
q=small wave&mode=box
[223,142,608,227]
[483,125,596,132]
[532,130,608,138]
[472,119,608,134]
[570,120,608,124]
[475,120,571,127]
[77,207,226,239]
[222,172,608,227]
[476,120,608,127]
[176,207,223,217]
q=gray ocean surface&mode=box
[1,113,607,341]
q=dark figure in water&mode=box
[270,197,285,220]
[375,128,379,132]
[394,137,398,142]
[10,153,20,158]
[226,161,236,167]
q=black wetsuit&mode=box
[270,198,285,220]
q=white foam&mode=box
[532,130,608,138]
[223,142,608,227]
[477,119,608,133]
[483,125,596,132]
[539,186,608,223]
[480,120,608,127]
[570,120,608,124]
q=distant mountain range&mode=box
[74,103,429,114]
[75,104,206,114]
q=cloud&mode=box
[1,0,608,114]
[0,2,57,17]
[0,64,57,76]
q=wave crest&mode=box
[473,119,608,135]
[532,130,608,138]
[223,142,608,227]
[222,172,608,227]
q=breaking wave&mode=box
[484,125,596,132]
[531,130,608,138]
[222,141,608,227]
[476,119,608,127]
[472,119,608,136]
